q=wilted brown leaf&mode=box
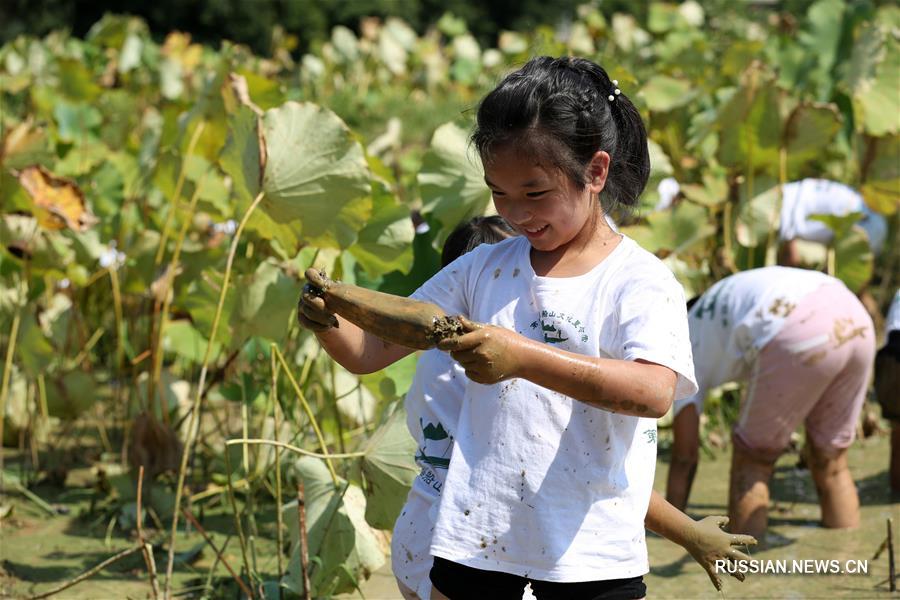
[16,165,98,232]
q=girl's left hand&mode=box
[437,317,524,384]
[685,516,757,591]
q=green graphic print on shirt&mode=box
[530,310,590,345]
[416,418,452,470]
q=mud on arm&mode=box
[438,317,676,418]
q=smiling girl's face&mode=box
[483,145,611,261]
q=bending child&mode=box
[667,266,875,539]
[390,217,755,599]
[301,56,703,599]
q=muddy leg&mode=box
[891,423,900,494]
[807,442,859,529]
[728,446,775,540]
[396,578,420,600]
[430,587,451,600]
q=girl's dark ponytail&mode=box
[472,56,650,209]
[604,84,650,209]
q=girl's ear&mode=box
[586,150,611,195]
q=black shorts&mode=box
[430,556,646,600]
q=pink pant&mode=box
[733,283,875,461]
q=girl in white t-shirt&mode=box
[301,56,698,599]
[392,218,756,599]
[667,267,875,539]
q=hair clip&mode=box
[608,80,621,102]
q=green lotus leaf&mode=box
[783,103,843,176]
[360,351,418,404]
[641,75,693,112]
[833,225,874,294]
[284,457,385,597]
[0,121,54,170]
[56,140,108,177]
[807,211,863,240]
[15,313,56,377]
[843,16,900,137]
[56,58,101,102]
[38,292,73,348]
[648,3,687,34]
[348,181,415,278]
[245,209,304,256]
[301,195,372,251]
[0,215,74,277]
[622,201,715,255]
[260,102,371,248]
[680,170,728,207]
[418,122,492,249]
[181,269,235,349]
[163,319,222,364]
[45,370,97,420]
[734,183,781,248]
[860,135,899,215]
[360,406,419,529]
[326,362,378,427]
[716,65,781,171]
[54,101,102,144]
[235,69,284,110]
[230,260,303,344]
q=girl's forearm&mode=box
[645,490,694,546]
[315,314,413,374]
[515,337,676,418]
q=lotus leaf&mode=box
[360,406,419,529]
[260,102,371,247]
[418,122,491,249]
[284,457,384,597]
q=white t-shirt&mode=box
[412,234,697,582]
[886,290,900,338]
[780,179,887,254]
[675,267,835,416]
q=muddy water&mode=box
[345,432,899,599]
[4,435,896,599]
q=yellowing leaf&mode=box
[16,166,97,232]
[1,120,52,169]
[162,31,203,71]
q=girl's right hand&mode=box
[297,284,339,332]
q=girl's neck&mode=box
[530,209,622,277]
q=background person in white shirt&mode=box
[666,267,875,540]
[777,178,887,266]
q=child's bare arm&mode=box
[298,285,414,374]
[645,491,757,591]
[437,317,676,418]
[667,404,701,511]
